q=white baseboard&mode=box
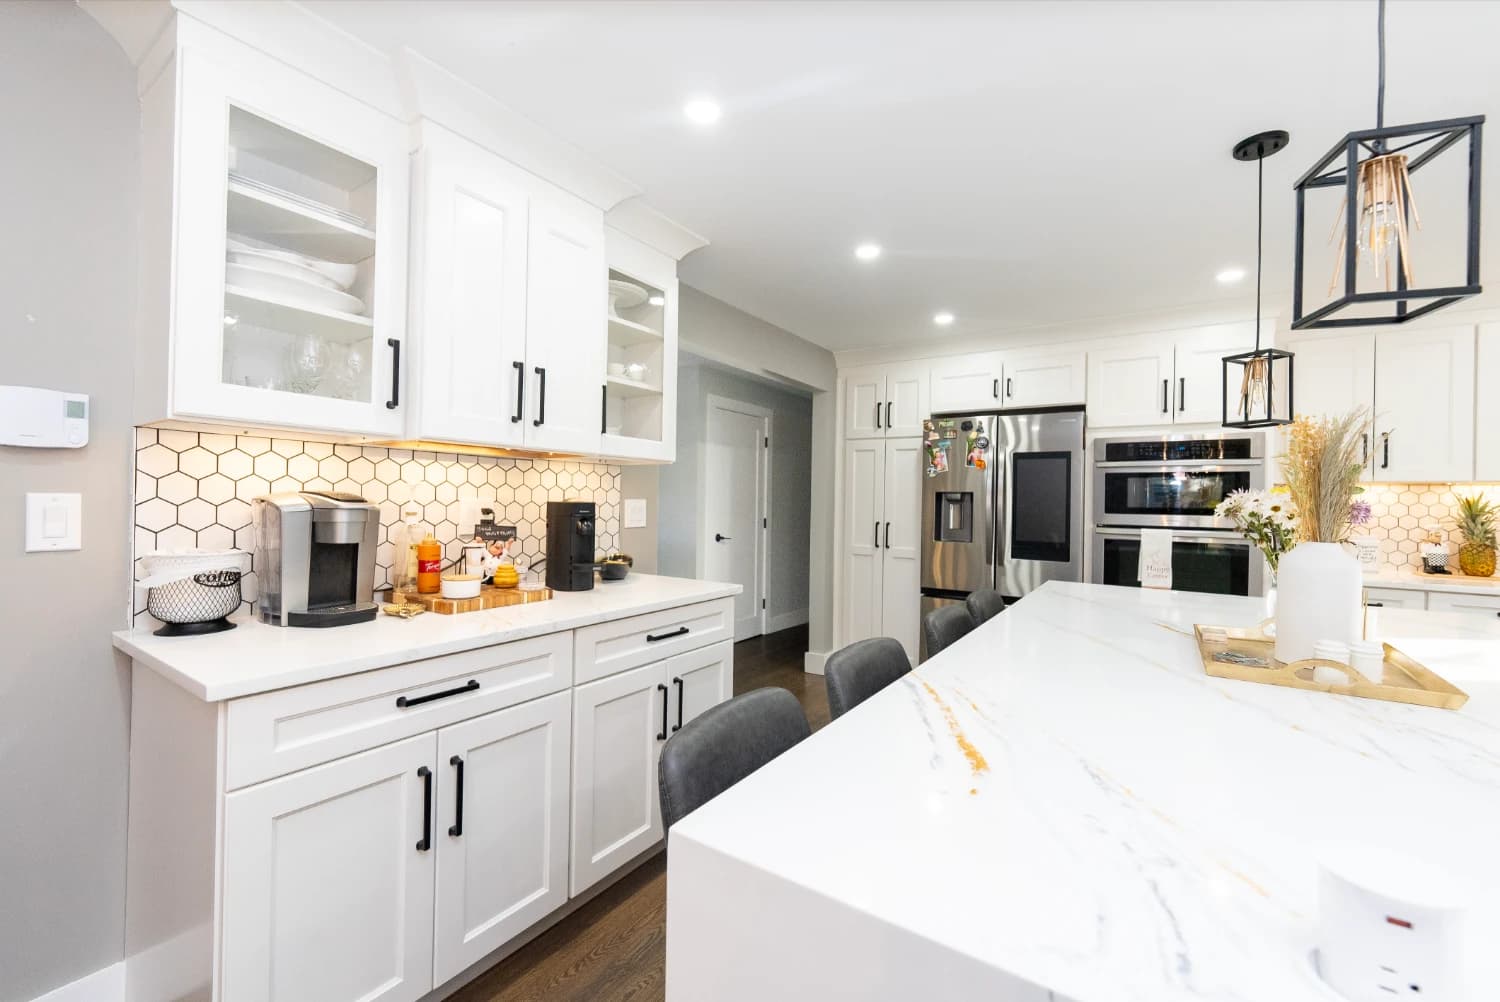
[803,649,830,675]
[30,963,124,1002]
[766,608,808,634]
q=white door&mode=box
[884,362,931,437]
[432,692,571,986]
[1174,324,1256,424]
[571,662,667,896]
[929,352,1003,413]
[221,733,435,1002]
[523,189,606,454]
[665,641,734,737]
[1372,327,1476,483]
[703,396,770,640]
[1086,338,1176,427]
[840,439,885,646]
[843,367,884,438]
[880,438,924,664]
[1002,349,1087,408]
[1476,324,1500,481]
[1283,333,1376,474]
[408,126,530,447]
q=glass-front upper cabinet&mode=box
[145,22,408,436]
[602,229,678,462]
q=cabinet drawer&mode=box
[1363,587,1427,610]
[573,598,733,685]
[225,632,572,789]
[1426,591,1500,616]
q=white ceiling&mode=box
[307,0,1500,352]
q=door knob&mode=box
[715,533,732,542]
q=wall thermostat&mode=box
[0,385,89,448]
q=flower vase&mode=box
[1274,542,1362,663]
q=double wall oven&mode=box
[1090,433,1266,596]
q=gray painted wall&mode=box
[0,4,138,999]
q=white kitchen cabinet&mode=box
[844,362,930,438]
[1476,324,1500,481]
[1371,327,1475,483]
[1001,348,1087,408]
[1282,332,1377,475]
[433,691,571,985]
[139,19,409,437]
[222,733,436,1002]
[1362,587,1426,610]
[1426,591,1500,617]
[601,229,679,462]
[1174,325,1255,424]
[929,352,1004,413]
[666,641,734,737]
[1086,339,1175,427]
[570,661,669,896]
[840,437,921,662]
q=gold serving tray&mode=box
[1193,624,1468,710]
[388,585,553,616]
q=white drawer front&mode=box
[573,598,733,685]
[1426,590,1500,616]
[226,632,572,790]
[1363,587,1427,610]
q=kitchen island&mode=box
[666,581,1500,1002]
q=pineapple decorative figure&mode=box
[1454,493,1499,578]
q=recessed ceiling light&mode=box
[683,98,721,126]
[648,295,665,307]
[854,243,882,261]
[1216,267,1247,284]
[933,312,955,326]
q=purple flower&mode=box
[1350,498,1373,527]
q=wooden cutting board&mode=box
[388,585,553,615]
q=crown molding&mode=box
[605,197,708,262]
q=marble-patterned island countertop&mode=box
[666,581,1500,1002]
[113,573,740,701]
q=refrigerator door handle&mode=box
[989,457,1002,567]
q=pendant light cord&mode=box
[1254,150,1263,351]
[1376,0,1386,132]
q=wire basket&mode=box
[147,569,243,636]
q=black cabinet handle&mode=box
[447,755,464,837]
[1361,433,1369,465]
[874,520,881,548]
[1381,432,1391,470]
[1178,377,1185,412]
[657,683,669,740]
[601,383,607,434]
[874,401,881,429]
[511,361,525,423]
[386,339,401,410]
[416,766,432,851]
[886,400,893,428]
[672,676,684,733]
[532,366,547,426]
[992,378,999,399]
[646,626,689,643]
[396,679,479,708]
[1367,602,1384,608]
[1006,377,1013,399]
[1161,379,1168,414]
[884,521,891,548]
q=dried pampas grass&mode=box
[1280,409,1371,543]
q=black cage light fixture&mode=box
[1223,130,1295,429]
[1291,0,1484,329]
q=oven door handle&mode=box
[1094,528,1251,546]
[1092,460,1266,471]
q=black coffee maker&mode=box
[546,501,596,591]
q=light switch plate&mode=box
[25,492,81,552]
[623,497,648,529]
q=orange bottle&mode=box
[416,534,442,594]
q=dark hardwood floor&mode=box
[448,625,823,1002]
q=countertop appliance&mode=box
[1089,433,1266,596]
[252,491,380,627]
[546,500,596,591]
[919,407,1086,645]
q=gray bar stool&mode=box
[965,589,1006,626]
[824,637,912,720]
[922,604,975,660]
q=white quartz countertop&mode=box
[668,581,1500,1002]
[1364,566,1500,594]
[113,574,740,701]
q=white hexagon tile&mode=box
[133,428,623,629]
[1353,482,1500,571]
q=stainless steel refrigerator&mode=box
[919,407,1085,649]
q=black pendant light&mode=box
[1223,130,1295,429]
[1291,0,1484,329]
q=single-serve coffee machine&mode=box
[253,491,380,627]
[546,500,596,591]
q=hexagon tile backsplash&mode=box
[1355,482,1500,571]
[133,427,622,629]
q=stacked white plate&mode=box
[225,238,366,316]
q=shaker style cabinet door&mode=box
[1173,324,1255,425]
[843,367,886,439]
[663,641,734,737]
[407,125,531,448]
[221,733,436,1002]
[1476,324,1500,481]
[1086,339,1176,427]
[1372,327,1476,483]
[1281,332,1376,475]
[840,439,886,647]
[929,352,1004,414]
[433,692,571,986]
[1001,349,1086,408]
[570,662,667,896]
[880,438,925,664]
[523,190,607,455]
[883,362,931,437]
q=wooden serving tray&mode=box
[389,585,553,616]
[1193,624,1468,710]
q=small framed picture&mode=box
[1350,535,1381,572]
